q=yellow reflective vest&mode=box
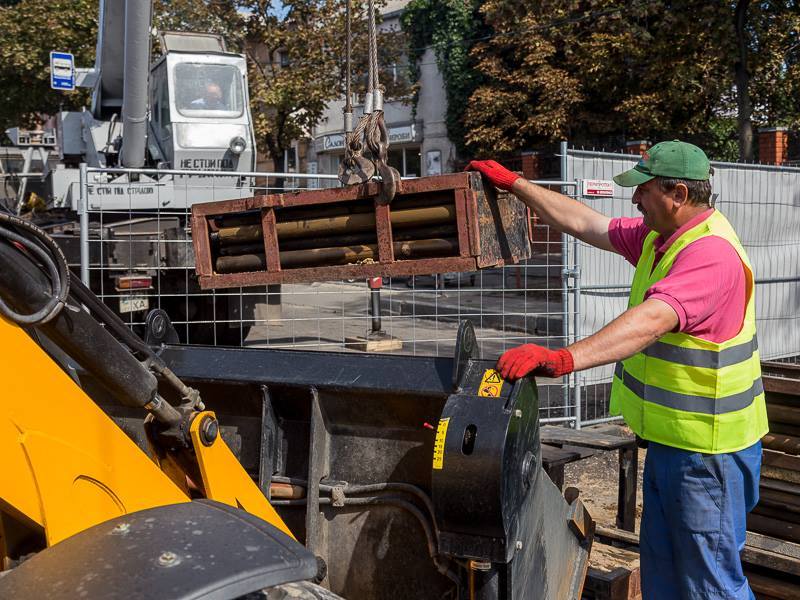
[609,210,768,454]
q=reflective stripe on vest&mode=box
[614,362,764,414]
[642,334,758,368]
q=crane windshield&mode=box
[174,63,244,118]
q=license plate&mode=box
[120,295,149,314]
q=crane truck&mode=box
[3,0,261,344]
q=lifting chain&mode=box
[338,0,400,203]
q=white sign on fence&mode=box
[581,179,614,198]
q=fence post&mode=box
[79,162,90,286]
[572,233,582,429]
[559,141,574,426]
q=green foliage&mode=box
[462,0,800,161]
[703,116,740,163]
[745,0,800,130]
[401,0,483,157]
[153,0,242,53]
[0,0,96,130]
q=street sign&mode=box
[581,178,614,198]
[50,51,75,91]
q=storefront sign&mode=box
[322,134,345,151]
[388,125,415,143]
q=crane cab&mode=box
[149,32,256,179]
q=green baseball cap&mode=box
[613,140,711,187]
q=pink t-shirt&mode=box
[608,209,746,343]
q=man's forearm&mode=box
[511,179,613,251]
[567,298,679,371]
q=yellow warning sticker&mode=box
[432,418,450,470]
[478,369,504,398]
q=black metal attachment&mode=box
[145,320,592,599]
[144,308,179,346]
[432,371,539,563]
[452,320,480,391]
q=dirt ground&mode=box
[561,422,646,533]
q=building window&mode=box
[388,146,421,177]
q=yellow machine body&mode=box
[0,315,293,559]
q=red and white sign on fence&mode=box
[581,179,614,198]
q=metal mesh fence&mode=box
[77,165,576,423]
[564,148,800,424]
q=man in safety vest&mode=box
[469,140,768,600]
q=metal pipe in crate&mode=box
[191,172,532,288]
[216,237,459,273]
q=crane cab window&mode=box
[174,63,244,118]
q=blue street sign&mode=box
[50,51,75,91]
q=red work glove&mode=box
[465,160,521,192]
[496,344,574,380]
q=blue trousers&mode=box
[640,441,761,600]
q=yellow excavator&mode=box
[0,211,592,599]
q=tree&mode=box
[461,0,800,162]
[733,0,800,159]
[237,0,406,172]
[0,0,96,132]
[463,1,736,157]
[153,0,242,49]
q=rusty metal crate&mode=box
[191,172,531,289]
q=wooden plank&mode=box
[762,465,800,485]
[541,425,636,450]
[742,548,800,584]
[584,565,641,600]
[745,570,800,599]
[770,422,800,438]
[464,189,480,255]
[541,444,582,469]
[595,525,640,549]
[592,526,800,581]
[763,375,800,396]
[617,446,639,533]
[759,486,800,509]
[753,503,800,524]
[761,477,800,495]
[763,448,800,472]
[747,513,800,544]
[762,432,800,456]
[766,403,800,426]
[746,531,800,560]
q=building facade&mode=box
[304,1,456,182]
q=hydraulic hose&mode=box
[269,477,459,587]
[0,212,69,325]
[0,215,182,427]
